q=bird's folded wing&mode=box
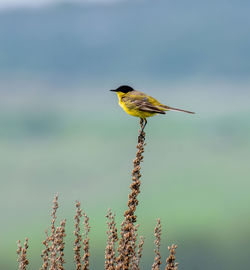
[139,104,166,114]
[133,100,166,114]
[123,96,166,114]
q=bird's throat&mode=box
[116,92,126,103]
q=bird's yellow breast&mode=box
[116,92,157,118]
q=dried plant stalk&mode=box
[73,201,91,270]
[17,116,182,270]
[17,238,29,270]
[105,209,118,270]
[131,235,144,270]
[116,118,146,270]
[56,219,66,269]
[74,201,83,270]
[165,244,178,270]
[40,194,66,270]
[49,194,59,270]
[82,212,90,270]
[136,236,144,267]
[41,230,50,270]
[130,224,140,270]
[152,219,162,270]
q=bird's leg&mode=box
[141,118,147,132]
[139,118,144,133]
[143,118,147,131]
[139,118,147,135]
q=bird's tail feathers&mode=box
[161,105,195,114]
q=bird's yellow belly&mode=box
[119,101,156,118]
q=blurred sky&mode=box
[0,1,250,270]
[0,0,123,9]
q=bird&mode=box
[110,85,194,130]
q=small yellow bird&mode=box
[110,85,194,130]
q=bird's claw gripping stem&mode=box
[140,118,147,133]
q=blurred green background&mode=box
[1,0,250,269]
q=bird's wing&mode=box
[123,95,166,114]
[138,103,166,114]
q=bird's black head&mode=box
[110,85,134,93]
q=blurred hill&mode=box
[0,0,250,84]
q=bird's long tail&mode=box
[161,105,195,114]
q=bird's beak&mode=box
[110,89,117,92]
